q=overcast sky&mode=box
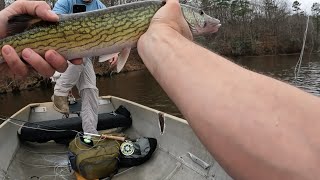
[288,0,320,14]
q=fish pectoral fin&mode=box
[7,14,57,36]
[98,53,120,63]
[116,48,131,73]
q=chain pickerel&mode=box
[0,0,220,72]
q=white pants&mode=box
[54,58,99,134]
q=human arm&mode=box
[0,1,82,78]
[137,0,320,179]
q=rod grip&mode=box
[102,134,126,141]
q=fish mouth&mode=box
[194,23,221,35]
[210,24,221,33]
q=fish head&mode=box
[181,5,221,36]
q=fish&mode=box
[0,0,221,73]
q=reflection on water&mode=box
[96,71,181,117]
[1,53,320,117]
[236,53,320,95]
[0,70,181,118]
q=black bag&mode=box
[115,105,131,119]
[119,137,157,168]
[18,107,132,144]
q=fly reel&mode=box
[120,141,134,156]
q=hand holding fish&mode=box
[0,0,220,78]
[0,1,81,78]
[0,1,58,38]
[146,0,193,40]
[137,0,220,73]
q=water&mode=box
[236,54,320,95]
[0,70,181,118]
[0,53,320,117]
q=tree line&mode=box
[197,0,320,56]
[0,0,319,56]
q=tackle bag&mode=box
[68,135,122,180]
[119,137,157,167]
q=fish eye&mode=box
[203,22,207,27]
[199,10,204,15]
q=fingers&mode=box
[69,58,83,65]
[11,1,58,21]
[166,0,179,5]
[22,48,55,77]
[171,2,193,40]
[166,1,192,40]
[150,0,192,40]
[2,45,83,78]
[2,45,28,77]
[45,52,84,69]
[45,50,68,73]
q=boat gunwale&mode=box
[104,95,188,125]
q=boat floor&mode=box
[5,128,231,180]
[2,97,232,180]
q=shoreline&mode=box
[0,51,314,94]
[0,50,146,94]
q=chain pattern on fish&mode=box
[0,1,220,63]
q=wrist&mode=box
[138,26,180,56]
[138,26,190,76]
[138,25,184,54]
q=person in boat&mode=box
[50,0,118,134]
[1,0,320,179]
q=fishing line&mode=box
[309,15,315,63]
[23,148,68,155]
[74,132,104,151]
[0,115,71,130]
[19,158,73,180]
[0,168,8,180]
[42,155,68,165]
[0,115,115,150]
[17,146,73,179]
[18,158,73,180]
[17,157,69,168]
[0,116,117,178]
[0,117,96,179]
[0,116,81,134]
[294,16,310,80]
[3,118,78,133]
[0,117,75,179]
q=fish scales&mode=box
[0,0,221,63]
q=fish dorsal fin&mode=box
[7,14,57,36]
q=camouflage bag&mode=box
[68,135,121,180]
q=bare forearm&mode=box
[138,30,320,179]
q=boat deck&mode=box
[0,96,232,180]
[6,132,231,180]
